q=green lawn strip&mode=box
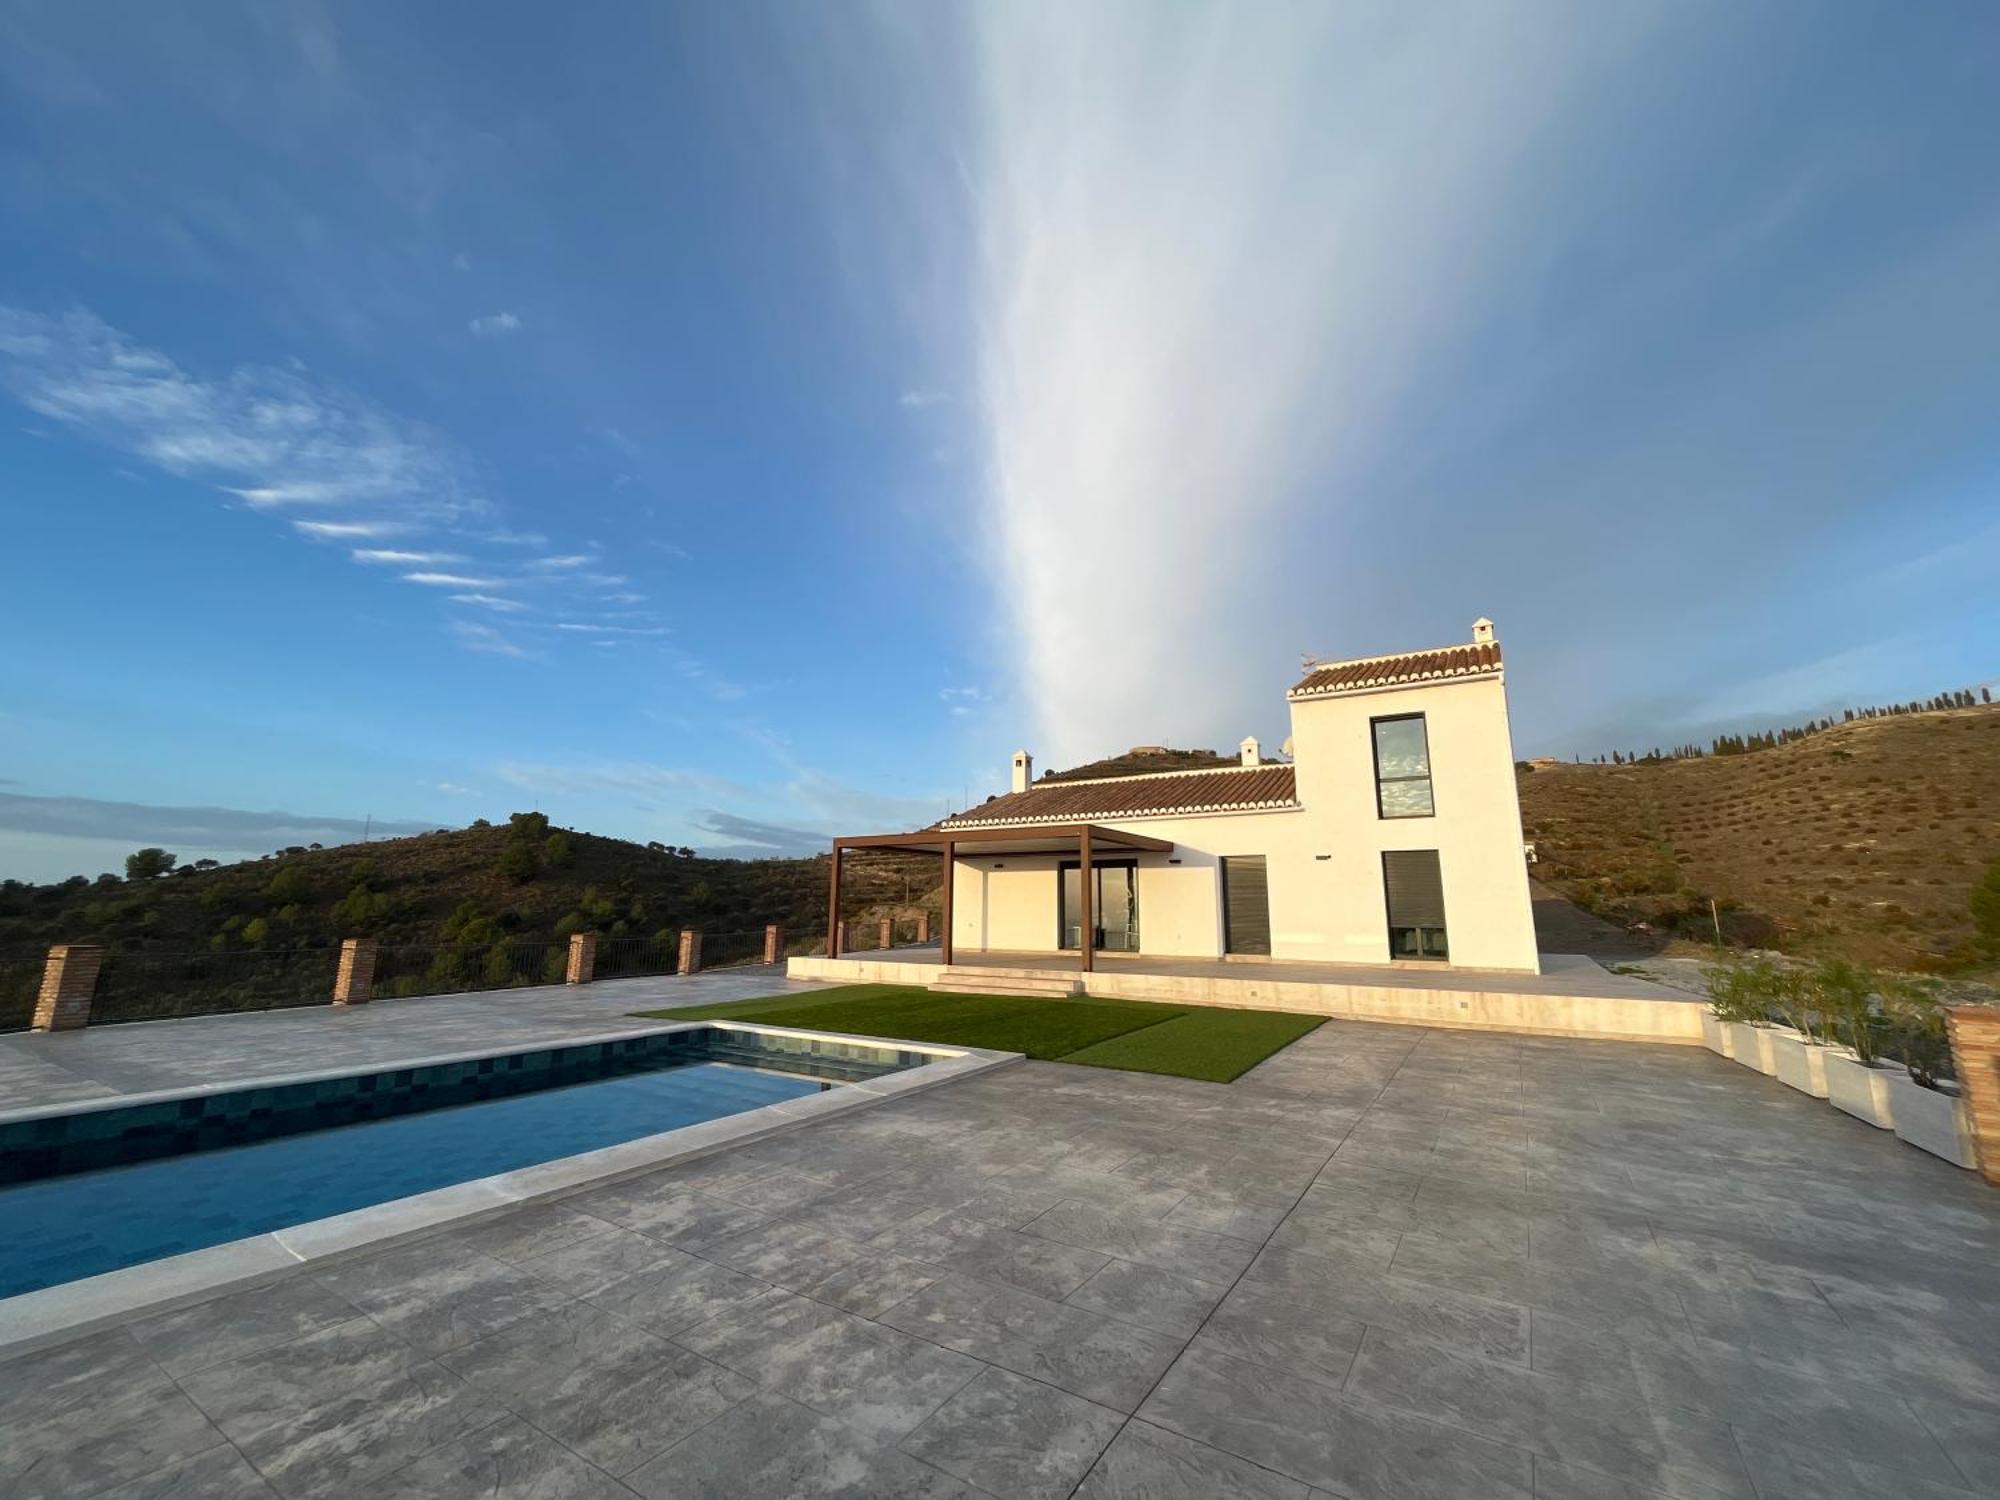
[635,983,1176,1060]
[632,982,1319,1079]
[1059,1007,1327,1082]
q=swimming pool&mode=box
[0,1026,925,1299]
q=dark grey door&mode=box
[1382,850,1447,960]
[1221,856,1271,955]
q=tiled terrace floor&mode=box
[0,967,832,1112]
[5,1021,2000,1498]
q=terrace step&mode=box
[928,968,1083,999]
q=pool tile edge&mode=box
[0,1031,1021,1361]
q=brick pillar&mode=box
[763,924,784,965]
[32,943,104,1031]
[915,912,931,945]
[333,938,377,1007]
[834,921,848,957]
[879,917,895,951]
[678,929,703,975]
[1945,1006,2000,1184]
[566,932,597,985]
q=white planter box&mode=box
[1766,1030,1832,1098]
[1888,1077,1979,1169]
[1700,1012,1735,1059]
[1823,1053,1896,1129]
[1723,1022,1776,1075]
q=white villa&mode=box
[826,619,1541,975]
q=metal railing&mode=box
[595,934,680,980]
[371,940,568,999]
[1,916,849,1033]
[0,952,45,1032]
[701,928,776,969]
[91,946,344,1026]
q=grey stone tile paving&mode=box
[1074,1419,1321,1498]
[900,1366,1126,1500]
[383,1416,633,1499]
[9,1017,2000,1499]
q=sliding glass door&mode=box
[1059,860,1139,952]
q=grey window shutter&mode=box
[1382,850,1445,928]
[1221,856,1271,955]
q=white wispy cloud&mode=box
[493,760,748,801]
[555,622,667,636]
[404,571,503,588]
[899,388,949,408]
[293,519,411,539]
[450,620,529,658]
[944,6,1638,761]
[447,592,525,612]
[468,312,522,336]
[0,305,475,518]
[531,554,594,569]
[352,548,463,565]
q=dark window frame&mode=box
[1055,857,1140,952]
[1371,712,1436,820]
[1381,849,1448,962]
[1219,854,1272,956]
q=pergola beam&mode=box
[1078,825,1094,974]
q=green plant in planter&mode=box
[1762,962,1824,1041]
[1704,958,1769,1024]
[1879,974,1951,1088]
[1809,957,1881,1061]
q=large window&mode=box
[1383,850,1448,961]
[1220,856,1271,955]
[1372,714,1434,818]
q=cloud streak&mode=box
[0,306,476,518]
[0,792,433,853]
[949,6,1646,762]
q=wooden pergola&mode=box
[826,823,1174,973]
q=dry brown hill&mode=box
[1518,704,2000,970]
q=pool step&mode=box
[928,968,1083,999]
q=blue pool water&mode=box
[0,1031,913,1299]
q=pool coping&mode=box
[0,1019,1020,1359]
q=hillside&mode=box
[0,814,935,970]
[1519,704,2000,971]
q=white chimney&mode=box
[1239,736,1261,767]
[1010,749,1033,793]
[1472,617,1495,645]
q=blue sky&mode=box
[1,2,1996,882]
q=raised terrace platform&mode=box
[787,948,1706,1045]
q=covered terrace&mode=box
[826,823,1173,972]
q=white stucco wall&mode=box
[949,668,1540,974]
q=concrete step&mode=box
[928,969,1082,999]
[924,968,1088,992]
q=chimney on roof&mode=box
[1010,749,1033,793]
[1472,617,1495,645]
[1239,736,1261,768]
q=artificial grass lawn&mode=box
[636,983,1324,1082]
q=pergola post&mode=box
[1078,825,1094,974]
[826,844,843,957]
[940,838,955,966]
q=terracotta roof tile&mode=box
[941,766,1298,827]
[1290,641,1502,699]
